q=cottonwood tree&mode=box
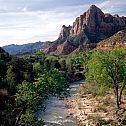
[86,47,126,109]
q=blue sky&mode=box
[0,0,126,46]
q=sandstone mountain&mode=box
[96,30,126,50]
[41,5,126,55]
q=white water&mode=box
[37,80,84,126]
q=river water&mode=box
[37,80,84,126]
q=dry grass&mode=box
[66,83,126,126]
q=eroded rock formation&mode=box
[41,5,126,55]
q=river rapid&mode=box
[37,80,84,126]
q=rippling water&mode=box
[37,80,84,126]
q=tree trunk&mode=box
[119,83,126,105]
[115,85,120,110]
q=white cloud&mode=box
[0,1,125,46]
[97,0,126,15]
[0,4,89,46]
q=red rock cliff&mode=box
[42,5,126,55]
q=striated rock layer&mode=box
[96,30,126,50]
[41,5,126,55]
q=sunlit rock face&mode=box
[41,5,126,55]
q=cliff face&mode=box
[70,5,105,38]
[96,30,126,50]
[59,25,72,39]
[42,5,126,55]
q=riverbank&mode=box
[66,83,126,126]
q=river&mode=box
[37,80,84,126]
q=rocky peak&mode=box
[89,4,97,9]
[70,5,104,37]
[88,4,103,15]
[59,5,126,40]
[42,5,126,55]
[86,5,104,28]
[59,25,72,39]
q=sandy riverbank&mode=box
[65,84,126,126]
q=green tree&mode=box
[7,65,15,94]
[44,56,60,69]
[66,51,90,72]
[37,69,69,96]
[15,81,44,126]
[15,69,68,125]
[59,58,67,71]
[86,47,126,109]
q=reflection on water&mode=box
[37,80,84,126]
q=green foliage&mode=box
[0,51,10,62]
[1,47,90,125]
[7,65,15,93]
[16,80,45,125]
[66,51,91,72]
[9,57,34,82]
[16,81,43,109]
[86,47,126,86]
[19,111,44,126]
[44,56,60,69]
[45,55,58,61]
[67,54,83,70]
[23,52,45,64]
[33,62,43,75]
[37,69,69,96]
[15,68,68,125]
[86,47,126,108]
[59,58,67,71]
[86,50,111,85]
[32,52,45,63]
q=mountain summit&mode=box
[41,5,126,55]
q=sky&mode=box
[0,0,126,47]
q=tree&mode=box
[9,57,34,83]
[44,56,60,69]
[15,81,44,126]
[37,69,69,96]
[59,58,67,71]
[86,47,126,109]
[7,65,16,94]
[15,69,68,125]
[66,51,90,72]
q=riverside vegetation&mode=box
[67,47,126,126]
[1,46,126,126]
[1,4,126,126]
[0,48,86,126]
